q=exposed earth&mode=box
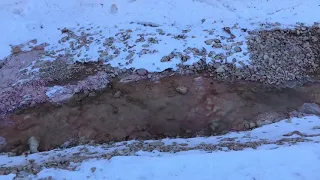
[1,26,320,155]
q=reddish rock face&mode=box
[0,74,315,153]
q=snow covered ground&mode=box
[1,0,320,179]
[1,0,320,71]
[1,115,320,179]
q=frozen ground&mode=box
[1,0,320,71]
[0,115,320,179]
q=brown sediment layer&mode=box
[1,74,319,154]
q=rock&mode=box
[113,91,122,98]
[215,65,225,73]
[11,46,22,54]
[32,45,44,51]
[28,136,39,153]
[161,56,171,62]
[210,120,219,131]
[125,52,134,60]
[91,167,96,173]
[136,68,148,76]
[205,39,214,45]
[298,103,320,115]
[136,21,159,27]
[234,46,242,52]
[213,39,221,43]
[256,120,272,127]
[0,137,6,151]
[313,126,320,130]
[149,141,164,146]
[249,122,256,128]
[176,86,188,95]
[213,43,222,48]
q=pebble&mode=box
[213,39,221,43]
[205,39,214,45]
[234,46,242,52]
[28,136,39,153]
[176,86,188,94]
[161,56,171,62]
[113,91,122,98]
[135,68,148,76]
[125,52,135,60]
[149,141,164,146]
[11,46,22,54]
[298,103,320,115]
[215,65,225,73]
[213,43,222,48]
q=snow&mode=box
[1,115,320,179]
[45,86,66,98]
[34,144,320,180]
[1,0,320,179]
[1,0,320,71]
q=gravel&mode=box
[244,26,320,85]
[200,26,320,85]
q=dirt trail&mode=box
[1,74,319,154]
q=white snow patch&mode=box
[32,143,320,180]
[45,86,67,98]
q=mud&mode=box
[1,74,319,154]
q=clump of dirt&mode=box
[1,74,318,154]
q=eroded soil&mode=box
[1,74,319,154]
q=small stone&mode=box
[210,120,219,131]
[33,45,45,50]
[181,55,190,62]
[136,68,148,76]
[149,141,164,146]
[12,46,22,54]
[205,39,214,45]
[28,136,39,153]
[126,52,134,60]
[249,122,256,128]
[208,51,216,57]
[298,103,320,115]
[234,46,242,52]
[213,39,221,43]
[142,44,149,48]
[91,167,96,173]
[176,86,188,95]
[113,91,122,98]
[161,56,170,62]
[215,65,225,73]
[213,43,222,48]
